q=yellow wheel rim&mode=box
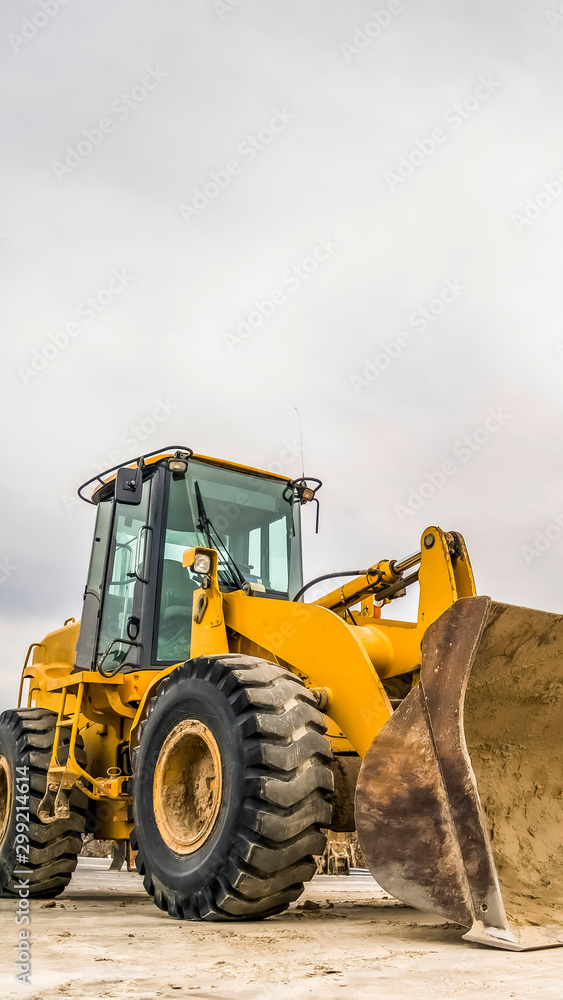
[153,720,223,855]
[0,756,12,848]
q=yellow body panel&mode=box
[223,592,392,757]
[183,547,228,657]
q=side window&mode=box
[75,499,113,669]
[248,527,261,582]
[87,501,113,599]
[96,482,151,669]
[155,475,199,663]
[268,517,289,593]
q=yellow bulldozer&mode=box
[1,446,562,951]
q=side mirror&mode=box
[115,465,143,505]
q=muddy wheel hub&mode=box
[153,720,222,855]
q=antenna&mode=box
[295,406,305,480]
[285,411,323,534]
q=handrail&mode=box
[17,642,44,707]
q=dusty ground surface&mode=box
[1,859,562,999]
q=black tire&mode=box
[0,707,87,898]
[131,654,334,920]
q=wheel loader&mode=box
[1,446,562,951]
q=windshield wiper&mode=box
[193,481,247,591]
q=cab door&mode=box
[95,476,152,673]
[74,497,113,670]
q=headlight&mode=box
[169,459,188,474]
[193,553,212,575]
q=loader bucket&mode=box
[355,596,563,950]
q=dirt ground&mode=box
[1,859,562,999]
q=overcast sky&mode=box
[1,0,563,711]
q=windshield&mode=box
[163,460,302,595]
[154,460,302,663]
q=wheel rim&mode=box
[153,720,223,855]
[0,756,12,847]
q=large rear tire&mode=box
[131,654,334,920]
[0,707,87,898]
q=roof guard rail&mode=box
[77,446,194,505]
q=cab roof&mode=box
[80,447,290,505]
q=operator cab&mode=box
[74,448,310,675]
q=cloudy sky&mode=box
[1,0,563,711]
